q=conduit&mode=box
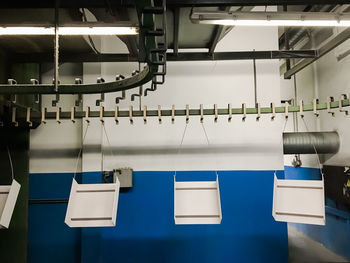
[283,131,340,154]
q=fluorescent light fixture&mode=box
[58,26,138,35]
[0,27,54,35]
[191,11,350,27]
[0,26,138,35]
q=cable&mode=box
[6,145,14,180]
[201,123,210,146]
[102,123,116,159]
[174,123,188,179]
[301,118,323,177]
[73,123,90,179]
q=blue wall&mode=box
[285,166,350,260]
[29,170,288,263]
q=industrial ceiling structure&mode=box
[0,0,349,126]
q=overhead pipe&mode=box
[283,131,340,154]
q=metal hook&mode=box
[339,94,349,115]
[143,106,147,124]
[56,107,61,124]
[71,107,76,123]
[51,79,60,106]
[74,78,83,106]
[11,107,18,127]
[228,103,232,122]
[256,103,261,121]
[271,103,276,121]
[200,104,204,123]
[299,100,304,119]
[285,102,289,120]
[171,105,175,124]
[115,106,119,125]
[115,75,126,104]
[327,96,335,117]
[8,79,17,103]
[26,107,32,127]
[214,104,218,123]
[313,98,319,117]
[30,79,40,104]
[99,106,104,124]
[242,103,246,122]
[158,105,162,124]
[41,107,47,124]
[96,78,105,106]
[129,106,134,124]
[186,104,189,124]
[85,106,90,124]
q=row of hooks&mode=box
[10,94,349,127]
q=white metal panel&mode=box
[174,177,222,225]
[65,178,120,227]
[0,180,21,229]
[272,174,325,225]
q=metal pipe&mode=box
[283,131,340,154]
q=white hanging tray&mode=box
[272,173,325,225]
[0,179,21,229]
[65,178,120,227]
[174,176,222,225]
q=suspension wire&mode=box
[301,118,323,177]
[174,123,188,179]
[6,145,14,181]
[73,123,90,179]
[201,123,210,146]
[102,122,116,159]
[201,122,219,178]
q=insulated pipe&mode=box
[283,131,340,154]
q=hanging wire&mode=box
[174,123,188,178]
[102,122,116,159]
[6,145,14,180]
[73,123,90,179]
[201,123,210,146]
[301,118,323,177]
[201,123,219,178]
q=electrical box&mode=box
[113,168,133,188]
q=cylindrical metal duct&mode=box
[283,131,340,154]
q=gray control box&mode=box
[113,168,133,188]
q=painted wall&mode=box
[280,27,350,260]
[28,16,289,262]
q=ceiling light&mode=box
[0,27,55,35]
[0,25,138,35]
[58,26,138,35]
[191,11,350,27]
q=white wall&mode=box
[83,25,284,172]
[30,63,83,173]
[281,28,350,168]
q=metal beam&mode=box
[0,0,348,7]
[166,0,350,7]
[173,7,180,55]
[284,28,350,79]
[209,26,226,55]
[10,50,317,63]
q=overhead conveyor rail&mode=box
[7,96,349,128]
[0,0,161,96]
